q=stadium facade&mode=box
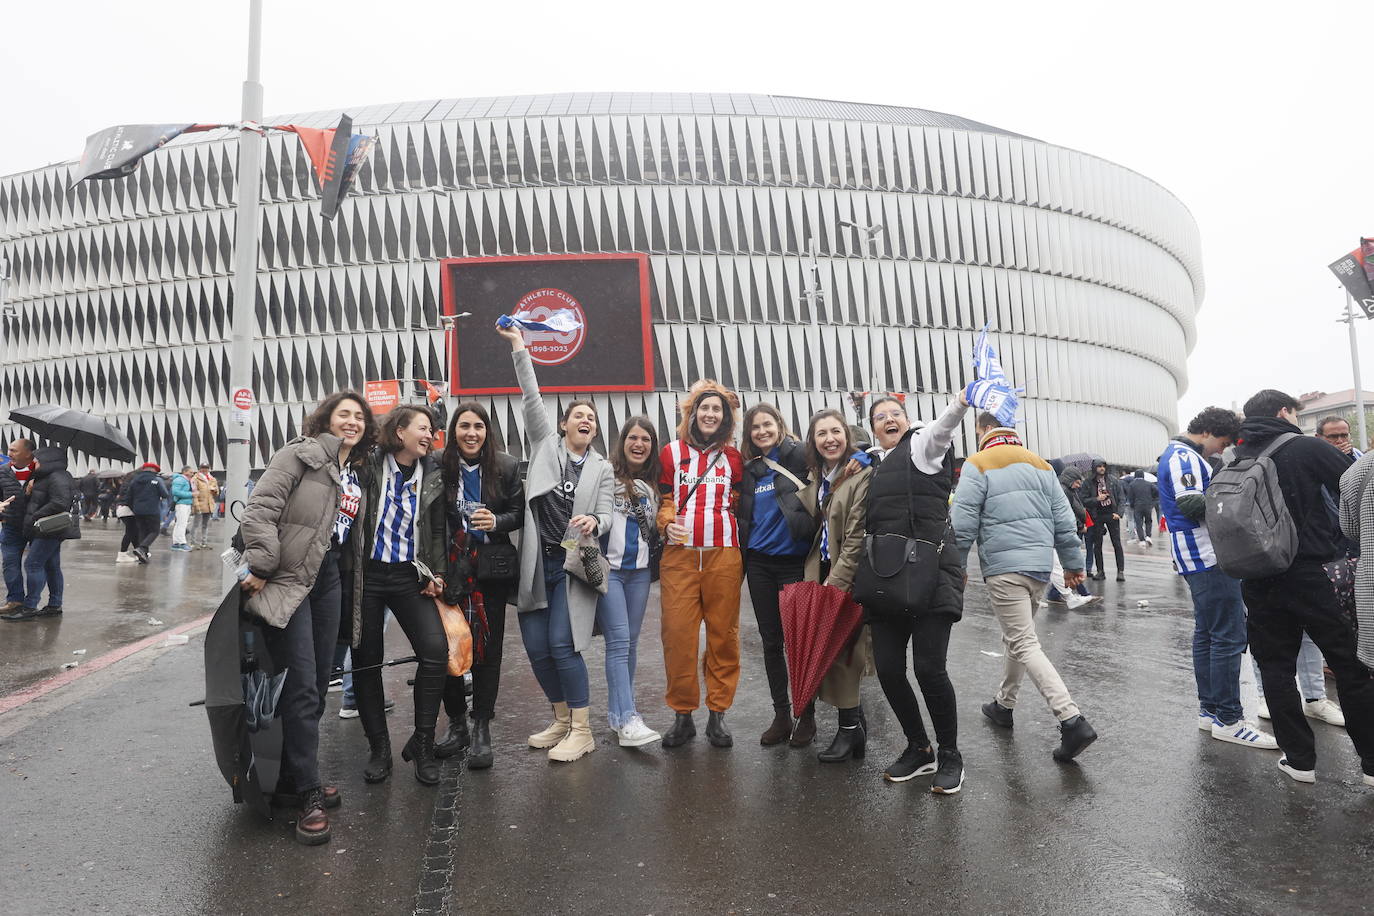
[0,93,1202,470]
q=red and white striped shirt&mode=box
[659,441,744,548]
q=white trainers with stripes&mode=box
[1211,719,1278,749]
[1197,711,1217,731]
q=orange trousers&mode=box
[659,545,743,713]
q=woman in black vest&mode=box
[435,402,526,770]
[862,394,972,794]
[738,403,816,746]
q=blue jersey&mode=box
[1157,438,1214,575]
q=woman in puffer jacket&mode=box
[238,391,376,845]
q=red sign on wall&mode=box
[364,380,401,416]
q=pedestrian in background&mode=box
[190,463,219,548]
[0,438,34,613]
[124,462,168,564]
[169,466,194,551]
[435,401,526,769]
[238,390,375,844]
[1085,460,1126,581]
[657,378,746,750]
[2,447,78,621]
[737,403,815,747]
[1126,470,1157,546]
[797,409,873,763]
[78,470,100,521]
[954,414,1098,764]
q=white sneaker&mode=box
[1211,719,1278,749]
[1145,537,1153,547]
[615,715,661,747]
[1363,772,1374,788]
[339,705,359,719]
[115,551,137,564]
[1256,699,1270,720]
[1303,697,1346,727]
[1277,757,1315,784]
[1197,711,1217,731]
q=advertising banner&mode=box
[364,380,401,415]
[72,123,218,183]
[1328,240,1374,319]
[442,254,653,394]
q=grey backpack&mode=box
[1205,433,1298,578]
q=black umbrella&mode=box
[96,468,127,479]
[203,585,283,819]
[8,404,136,461]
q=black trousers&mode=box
[263,549,342,794]
[119,516,139,552]
[1131,507,1154,542]
[354,559,448,741]
[1087,513,1124,572]
[869,612,958,749]
[1244,561,1374,772]
[443,581,511,721]
[744,550,807,710]
[134,514,161,550]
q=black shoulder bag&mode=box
[851,452,943,616]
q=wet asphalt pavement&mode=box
[2,527,1372,915]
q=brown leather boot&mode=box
[295,789,331,845]
[760,706,793,746]
[789,706,817,747]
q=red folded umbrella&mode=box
[779,580,864,717]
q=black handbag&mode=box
[852,533,943,615]
[475,541,519,583]
[33,512,74,537]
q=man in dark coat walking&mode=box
[1126,470,1158,545]
[124,462,169,564]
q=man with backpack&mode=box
[1159,406,1277,749]
[1221,390,1374,786]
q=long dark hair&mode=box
[303,391,377,468]
[803,409,855,475]
[378,405,437,454]
[611,415,660,495]
[740,403,792,460]
[442,401,504,500]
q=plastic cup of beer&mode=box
[671,513,690,545]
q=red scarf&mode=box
[981,431,1024,450]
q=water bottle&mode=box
[221,546,249,582]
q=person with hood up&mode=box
[1044,466,1099,607]
[2,447,78,620]
[1126,470,1158,545]
[1085,460,1126,581]
[657,378,746,749]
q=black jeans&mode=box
[1244,561,1374,773]
[869,612,958,749]
[354,559,448,741]
[744,550,807,710]
[1087,512,1124,572]
[134,514,161,550]
[443,581,511,721]
[1132,507,1154,542]
[119,516,139,552]
[263,549,342,794]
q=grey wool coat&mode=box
[1338,452,1374,668]
[239,434,343,628]
[512,348,614,653]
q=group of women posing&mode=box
[236,325,976,846]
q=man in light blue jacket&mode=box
[951,413,1097,764]
[169,467,194,551]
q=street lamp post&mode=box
[222,0,264,585]
[800,236,826,420]
[1340,291,1369,449]
[839,219,885,403]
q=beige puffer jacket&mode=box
[240,434,343,628]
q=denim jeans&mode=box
[1252,634,1326,701]
[1184,566,1247,725]
[23,537,63,609]
[518,550,589,709]
[1,525,26,604]
[597,566,651,728]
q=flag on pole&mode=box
[420,379,444,405]
[966,325,1023,427]
[280,115,376,220]
[72,123,221,183]
[1328,241,1374,319]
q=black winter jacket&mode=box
[442,451,526,548]
[1084,472,1125,516]
[0,466,26,529]
[124,469,168,516]
[1126,476,1157,508]
[737,438,815,554]
[23,448,80,540]
[1234,416,1351,564]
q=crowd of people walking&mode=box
[3,324,1371,848]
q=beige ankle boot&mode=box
[548,706,596,762]
[527,702,572,748]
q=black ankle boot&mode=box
[363,735,392,783]
[705,710,733,748]
[818,708,866,762]
[401,729,441,786]
[761,706,793,746]
[661,712,696,748]
[435,716,471,759]
[467,717,494,770]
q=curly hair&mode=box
[1186,406,1242,439]
[302,391,377,467]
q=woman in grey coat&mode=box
[238,391,375,845]
[496,324,614,763]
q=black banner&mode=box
[444,255,653,394]
[1329,241,1374,319]
[72,123,202,183]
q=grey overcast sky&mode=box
[4,0,1372,426]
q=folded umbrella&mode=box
[8,404,136,461]
[779,580,865,717]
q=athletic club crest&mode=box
[514,288,588,366]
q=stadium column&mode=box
[223,0,263,587]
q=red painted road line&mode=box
[0,611,214,716]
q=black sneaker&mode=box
[37,605,63,617]
[1116,571,1126,582]
[981,700,1014,729]
[1053,715,1098,762]
[132,547,150,564]
[0,606,42,621]
[883,744,937,782]
[931,747,965,795]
